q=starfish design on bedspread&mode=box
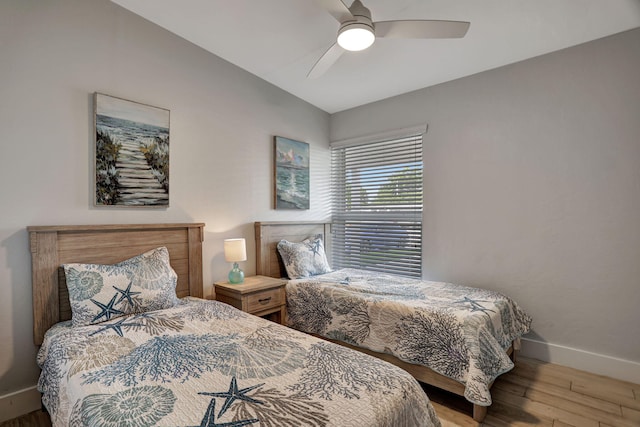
[454,296,496,316]
[199,376,265,418]
[90,294,124,323]
[113,281,141,305]
[89,317,141,337]
[191,399,259,427]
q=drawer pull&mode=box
[258,297,272,304]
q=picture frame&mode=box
[274,136,310,210]
[94,92,170,207]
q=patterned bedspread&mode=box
[286,268,532,406]
[38,298,440,427]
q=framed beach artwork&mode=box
[94,93,170,207]
[274,136,310,210]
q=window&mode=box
[331,131,423,278]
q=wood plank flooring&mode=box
[424,357,640,426]
[2,357,638,426]
[0,410,50,427]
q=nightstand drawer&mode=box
[247,288,283,312]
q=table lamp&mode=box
[224,238,246,284]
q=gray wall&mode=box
[0,0,330,397]
[332,28,640,376]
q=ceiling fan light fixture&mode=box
[337,22,375,51]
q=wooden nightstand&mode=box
[214,275,287,324]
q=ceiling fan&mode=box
[308,0,470,78]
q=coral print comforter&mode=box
[38,298,440,427]
[286,268,532,406]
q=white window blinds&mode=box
[331,133,423,278]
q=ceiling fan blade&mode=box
[374,20,470,39]
[311,0,353,23]
[307,43,345,79]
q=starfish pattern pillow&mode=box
[63,246,180,327]
[277,235,332,279]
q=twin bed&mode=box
[255,221,532,422]
[29,223,440,427]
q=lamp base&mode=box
[228,263,244,284]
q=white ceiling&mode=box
[111,0,640,113]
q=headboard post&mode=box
[187,226,204,298]
[29,230,61,346]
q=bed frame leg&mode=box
[473,404,488,422]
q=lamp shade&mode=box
[224,238,247,263]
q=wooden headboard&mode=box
[254,221,331,278]
[28,223,205,345]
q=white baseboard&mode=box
[0,386,42,423]
[520,337,640,384]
